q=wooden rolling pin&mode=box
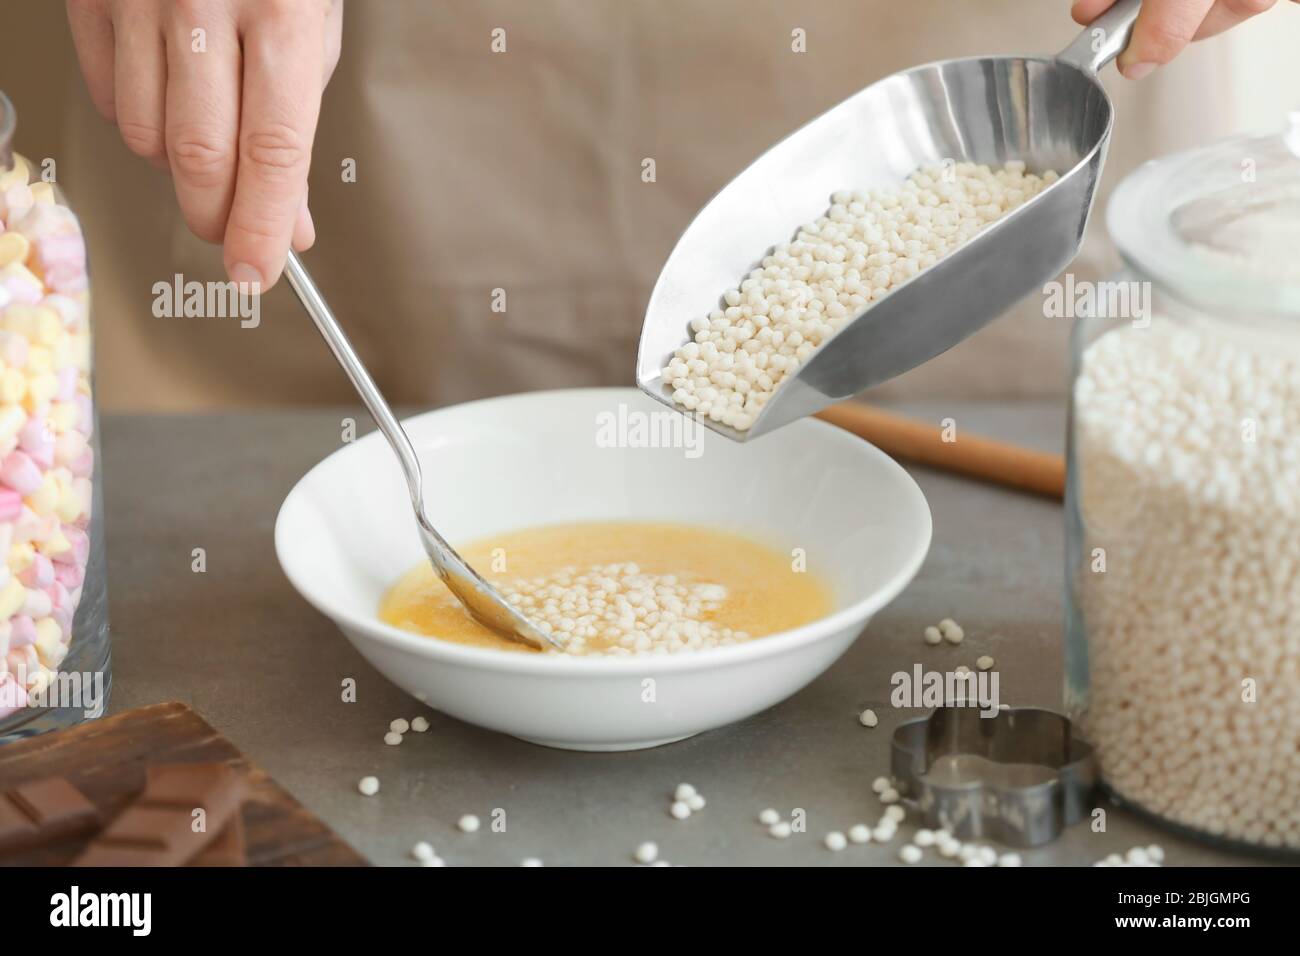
[814,402,1065,499]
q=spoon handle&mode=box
[283,251,426,515]
[284,251,556,650]
[1058,0,1142,75]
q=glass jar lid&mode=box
[1107,113,1300,318]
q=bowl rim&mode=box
[274,387,932,676]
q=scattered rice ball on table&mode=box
[499,563,746,656]
[848,823,871,844]
[939,618,964,644]
[660,162,1057,429]
[634,841,658,864]
[937,837,962,859]
[457,814,480,834]
[1074,320,1300,849]
[823,831,847,851]
[357,776,380,796]
[410,716,430,733]
[673,781,706,812]
[758,807,780,826]
[858,708,878,728]
[960,845,997,866]
[1092,845,1164,868]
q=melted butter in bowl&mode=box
[380,521,833,655]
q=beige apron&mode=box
[57,0,1234,411]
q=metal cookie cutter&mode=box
[890,705,1097,848]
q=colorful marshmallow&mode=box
[0,154,93,720]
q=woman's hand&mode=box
[66,0,344,289]
[1073,0,1284,79]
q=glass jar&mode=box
[0,90,108,741]
[1065,116,1300,855]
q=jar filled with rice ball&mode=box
[0,90,109,742]
[1064,116,1300,855]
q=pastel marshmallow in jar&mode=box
[0,154,93,704]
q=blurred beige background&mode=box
[4,0,1298,411]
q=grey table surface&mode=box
[101,400,1265,867]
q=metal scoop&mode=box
[284,252,558,651]
[636,0,1141,441]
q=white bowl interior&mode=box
[278,388,930,636]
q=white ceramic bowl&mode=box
[275,388,931,751]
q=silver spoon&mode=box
[284,251,559,651]
[636,0,1141,440]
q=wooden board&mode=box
[0,701,367,866]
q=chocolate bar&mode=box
[75,763,245,867]
[189,814,246,867]
[0,777,100,855]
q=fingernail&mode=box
[229,262,264,292]
[1121,61,1156,80]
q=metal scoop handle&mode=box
[1059,0,1142,74]
[284,251,557,650]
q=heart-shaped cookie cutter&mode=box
[890,705,1097,847]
